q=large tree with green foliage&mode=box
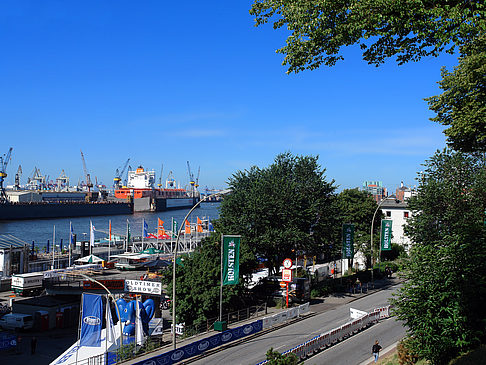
[426,35,486,153]
[335,188,382,267]
[391,150,486,364]
[218,152,337,274]
[250,0,485,72]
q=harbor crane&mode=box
[157,164,164,188]
[80,150,93,192]
[195,166,200,189]
[0,147,13,203]
[14,165,22,191]
[56,170,69,191]
[166,171,176,188]
[186,161,195,187]
[113,158,130,189]
[123,165,131,187]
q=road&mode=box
[189,285,406,365]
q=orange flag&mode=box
[109,220,112,241]
[157,218,165,237]
[185,219,191,234]
[197,217,203,233]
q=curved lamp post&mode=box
[370,197,389,283]
[172,188,232,350]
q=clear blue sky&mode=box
[0,1,458,193]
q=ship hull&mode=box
[0,202,133,221]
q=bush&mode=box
[397,337,419,365]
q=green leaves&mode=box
[250,0,486,72]
[392,149,486,364]
[219,152,336,274]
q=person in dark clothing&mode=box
[372,340,382,362]
[31,336,37,355]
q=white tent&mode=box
[75,254,104,264]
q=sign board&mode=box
[380,220,393,251]
[282,269,292,282]
[83,279,125,291]
[283,258,292,269]
[342,223,355,259]
[124,279,162,295]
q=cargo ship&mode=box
[114,166,198,212]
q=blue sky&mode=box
[0,1,458,194]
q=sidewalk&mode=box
[124,275,403,364]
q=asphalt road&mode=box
[189,285,405,365]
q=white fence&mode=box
[262,302,310,330]
[256,305,390,364]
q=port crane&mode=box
[195,166,200,190]
[14,165,22,191]
[157,164,164,188]
[113,158,130,189]
[80,150,93,192]
[56,170,69,191]
[0,147,13,203]
[187,161,196,196]
[123,165,131,187]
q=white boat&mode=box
[111,252,155,270]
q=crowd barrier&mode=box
[256,305,390,364]
[262,302,310,330]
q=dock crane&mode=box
[187,161,196,196]
[123,165,131,187]
[56,170,69,191]
[0,147,13,203]
[157,164,164,188]
[80,150,93,192]
[195,166,200,189]
[14,165,22,191]
[113,158,130,189]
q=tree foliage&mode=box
[218,152,337,274]
[250,0,486,73]
[426,35,486,153]
[391,149,486,364]
[335,188,381,266]
[163,234,254,326]
[265,347,298,365]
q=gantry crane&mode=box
[14,165,22,191]
[80,150,93,192]
[157,164,164,188]
[123,165,131,187]
[195,166,200,189]
[0,147,13,203]
[113,158,130,189]
[56,170,69,191]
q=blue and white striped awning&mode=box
[0,234,28,250]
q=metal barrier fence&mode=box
[261,302,310,330]
[256,305,390,364]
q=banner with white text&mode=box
[342,223,355,259]
[380,220,393,251]
[222,235,240,285]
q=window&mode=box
[404,211,409,218]
[386,211,391,217]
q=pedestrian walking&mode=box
[31,336,37,355]
[372,340,382,363]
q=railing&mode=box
[173,303,267,339]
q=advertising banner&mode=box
[80,293,103,347]
[342,223,355,259]
[380,220,393,251]
[125,279,162,295]
[132,320,263,365]
[222,235,240,285]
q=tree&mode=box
[163,234,254,326]
[265,348,298,365]
[250,0,486,73]
[335,188,382,268]
[391,149,486,364]
[426,35,486,153]
[218,152,337,274]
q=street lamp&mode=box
[172,188,232,350]
[370,197,389,283]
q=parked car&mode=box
[0,313,34,331]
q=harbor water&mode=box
[0,202,221,249]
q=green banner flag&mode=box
[381,219,393,251]
[172,220,178,238]
[222,235,240,285]
[342,223,354,259]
